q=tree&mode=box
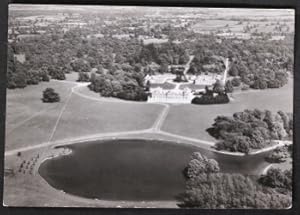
[185,152,220,179]
[96,64,104,74]
[7,59,28,89]
[77,72,90,82]
[229,64,239,76]
[231,78,241,87]
[42,88,60,103]
[38,67,50,82]
[71,59,91,73]
[26,69,40,85]
[213,80,225,94]
[236,136,251,154]
[266,146,289,163]
[225,80,234,93]
[48,66,66,80]
[259,168,292,191]
[159,63,169,73]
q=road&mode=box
[183,55,195,75]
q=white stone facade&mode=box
[147,87,196,103]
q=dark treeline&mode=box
[178,152,291,208]
[208,109,293,153]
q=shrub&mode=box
[265,146,289,163]
[77,72,90,82]
[184,152,220,179]
[231,77,241,87]
[225,80,234,93]
[26,70,40,85]
[42,88,60,103]
[259,168,292,191]
[49,66,66,80]
[192,93,229,105]
[39,69,50,82]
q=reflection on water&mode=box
[39,139,270,201]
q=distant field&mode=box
[143,38,168,45]
[192,20,238,32]
[162,80,293,141]
[192,18,294,35]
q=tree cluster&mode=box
[178,152,291,208]
[191,81,230,105]
[265,145,290,163]
[7,46,50,88]
[209,109,293,153]
[259,168,292,194]
[189,35,292,90]
[139,42,190,67]
[89,67,148,101]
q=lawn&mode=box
[5,81,77,151]
[6,80,76,132]
[162,80,293,141]
[51,93,163,141]
[5,82,163,151]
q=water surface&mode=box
[39,139,270,201]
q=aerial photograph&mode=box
[4,5,294,208]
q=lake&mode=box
[39,139,270,201]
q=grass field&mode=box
[193,20,239,32]
[192,16,294,35]
[51,93,163,141]
[5,81,77,151]
[6,81,76,131]
[5,81,163,151]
